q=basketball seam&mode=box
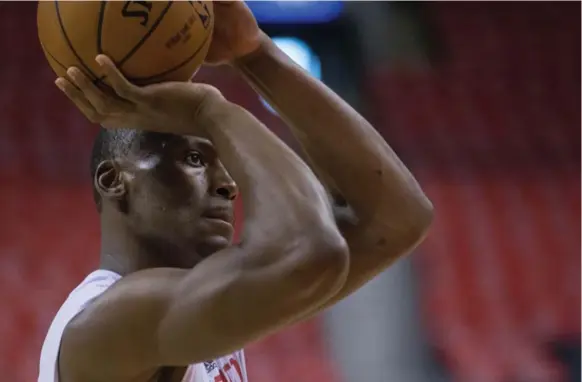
[93,1,109,85]
[116,2,174,69]
[54,0,98,81]
[40,42,68,72]
[125,23,213,84]
[96,1,107,54]
[42,41,105,86]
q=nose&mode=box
[212,163,238,201]
[215,181,238,200]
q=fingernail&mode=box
[95,55,105,66]
[66,67,78,79]
[54,78,64,90]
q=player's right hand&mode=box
[55,55,224,133]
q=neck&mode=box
[98,210,202,276]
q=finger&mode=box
[55,77,102,124]
[95,55,139,100]
[66,67,113,115]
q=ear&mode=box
[94,160,127,204]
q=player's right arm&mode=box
[57,58,349,382]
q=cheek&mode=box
[128,167,209,220]
[190,172,209,201]
[151,167,205,205]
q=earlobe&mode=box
[94,160,126,200]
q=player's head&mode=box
[90,127,238,260]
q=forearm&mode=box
[235,35,430,223]
[196,94,335,246]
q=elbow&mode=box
[376,194,434,256]
[299,224,350,300]
[402,196,434,251]
[409,195,434,239]
[400,194,434,248]
[241,215,350,307]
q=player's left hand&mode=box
[55,55,223,133]
[204,1,264,65]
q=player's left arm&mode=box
[234,34,433,307]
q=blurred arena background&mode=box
[0,2,580,382]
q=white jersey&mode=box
[38,270,248,382]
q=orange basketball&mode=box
[37,1,214,86]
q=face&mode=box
[115,132,238,260]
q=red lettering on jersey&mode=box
[230,358,243,379]
[214,372,227,382]
[212,357,243,382]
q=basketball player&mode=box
[38,2,433,382]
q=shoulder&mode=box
[57,268,188,382]
[38,270,122,382]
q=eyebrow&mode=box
[139,132,174,148]
[140,133,216,156]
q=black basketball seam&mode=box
[125,23,213,84]
[117,2,174,69]
[42,40,105,86]
[93,1,109,85]
[40,42,68,72]
[96,1,107,54]
[54,0,98,80]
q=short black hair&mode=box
[90,127,140,209]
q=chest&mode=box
[157,353,246,382]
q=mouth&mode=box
[202,208,234,224]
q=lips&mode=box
[203,208,234,224]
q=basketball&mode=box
[37,1,214,86]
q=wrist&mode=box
[191,87,229,125]
[232,31,273,69]
[163,83,223,135]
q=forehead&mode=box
[134,132,215,155]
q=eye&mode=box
[185,151,205,167]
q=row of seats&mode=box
[365,3,580,381]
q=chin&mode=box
[197,235,233,258]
